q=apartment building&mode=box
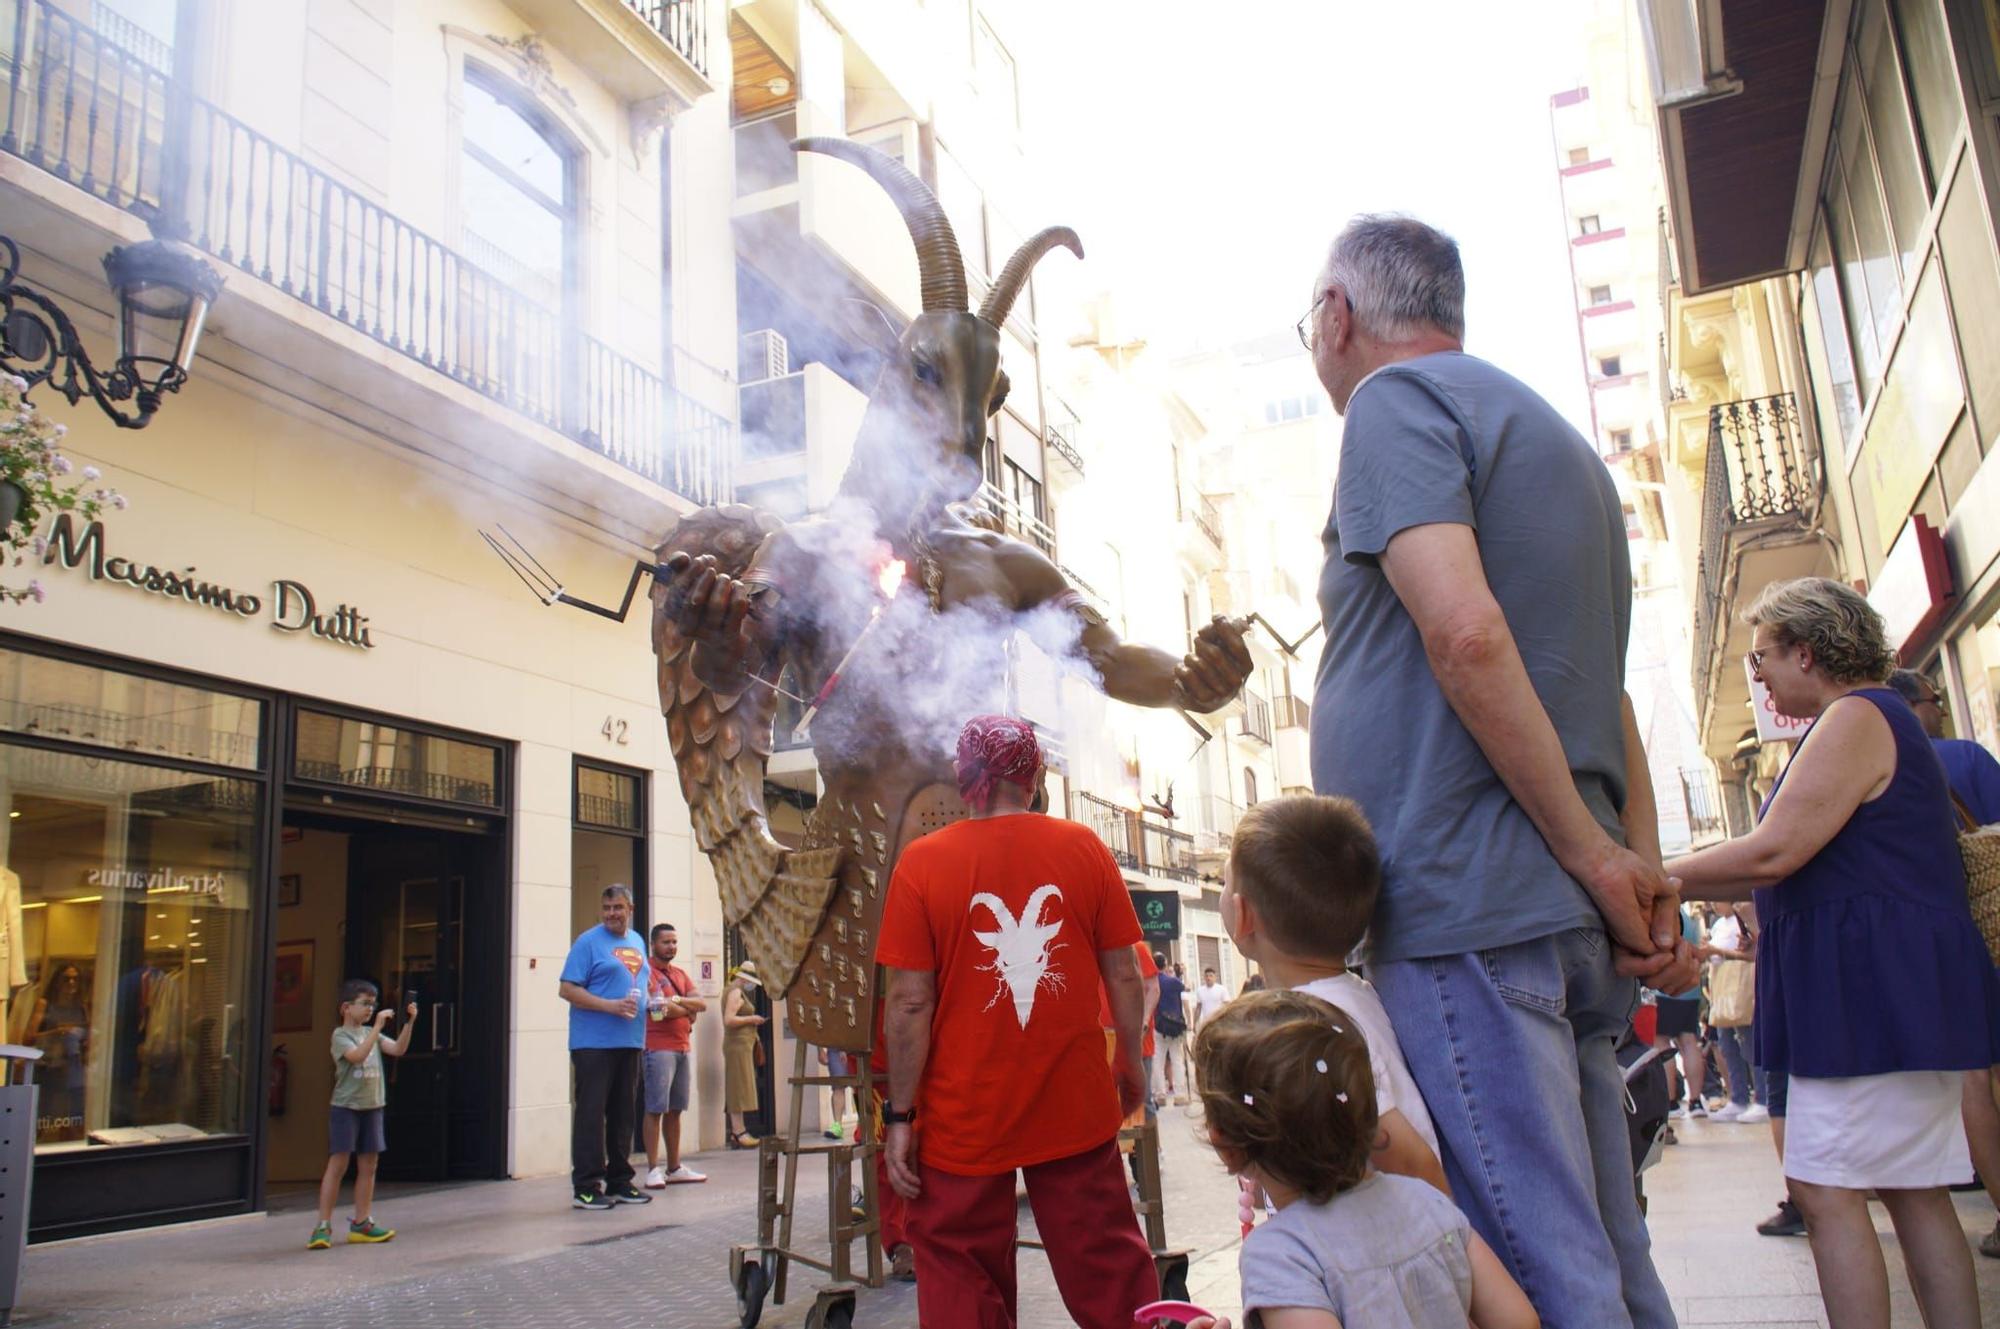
[1033,307,1329,994]
[0,0,743,1238]
[1638,0,2000,823]
[1547,5,1713,852]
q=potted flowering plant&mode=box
[0,373,128,604]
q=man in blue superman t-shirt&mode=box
[560,883,654,1210]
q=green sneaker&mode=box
[346,1217,395,1244]
[306,1222,332,1250]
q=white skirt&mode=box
[1784,1070,1973,1189]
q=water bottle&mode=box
[629,982,644,1019]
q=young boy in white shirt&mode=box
[1219,794,1448,1194]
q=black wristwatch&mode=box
[882,1104,918,1126]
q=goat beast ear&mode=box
[840,298,904,361]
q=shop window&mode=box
[1892,0,1963,187]
[1825,147,1885,394]
[572,760,645,939]
[292,709,500,807]
[1857,3,1929,264]
[1937,167,2000,455]
[1836,86,1906,352]
[1806,218,1866,444]
[0,648,261,769]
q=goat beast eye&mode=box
[912,361,941,388]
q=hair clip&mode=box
[1335,1092,1349,1103]
[1314,1059,1329,1074]
[1242,1093,1255,1106]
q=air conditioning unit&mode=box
[739,329,789,383]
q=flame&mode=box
[877,559,907,598]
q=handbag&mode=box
[1707,958,1755,1028]
[1952,790,2000,967]
[752,1038,767,1069]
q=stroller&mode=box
[1618,1030,1674,1214]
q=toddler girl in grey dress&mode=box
[1185,990,1538,1329]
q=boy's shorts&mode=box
[824,1050,855,1079]
[644,1049,692,1114]
[329,1105,386,1155]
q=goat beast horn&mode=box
[793,136,967,313]
[979,227,1083,328]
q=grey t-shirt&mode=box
[331,1025,386,1110]
[1313,352,1629,963]
[1239,1172,1472,1328]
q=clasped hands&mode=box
[1571,839,1701,995]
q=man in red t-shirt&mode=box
[641,922,708,1187]
[877,716,1157,1328]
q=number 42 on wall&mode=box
[602,717,630,745]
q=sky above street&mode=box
[1017,0,1603,436]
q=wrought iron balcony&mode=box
[623,0,708,76]
[1075,791,1200,883]
[1679,766,1724,844]
[1076,792,1140,870]
[1689,393,1809,700]
[1272,694,1312,730]
[1,0,731,505]
[1046,419,1083,476]
[1240,690,1272,744]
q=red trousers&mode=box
[907,1138,1158,1329]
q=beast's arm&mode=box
[660,533,799,693]
[998,539,1251,713]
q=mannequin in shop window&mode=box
[114,947,191,1128]
[23,963,89,1140]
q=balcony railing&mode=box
[1184,494,1224,551]
[1046,419,1083,475]
[1272,694,1311,730]
[1690,393,1808,698]
[1240,690,1272,744]
[977,480,1055,556]
[1075,792,1201,882]
[623,0,708,77]
[1076,792,1140,870]
[1679,766,1725,843]
[1,0,730,504]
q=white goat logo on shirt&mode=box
[970,885,1066,1030]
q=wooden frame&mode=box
[273,939,314,1033]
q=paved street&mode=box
[15,1109,2000,1327]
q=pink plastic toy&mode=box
[1133,1299,1214,1327]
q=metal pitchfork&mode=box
[477,523,662,623]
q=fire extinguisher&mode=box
[269,1043,290,1117]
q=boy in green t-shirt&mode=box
[309,979,417,1250]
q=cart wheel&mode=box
[736,1261,771,1329]
[805,1292,856,1329]
[1158,1253,1190,1303]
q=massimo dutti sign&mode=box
[42,515,377,649]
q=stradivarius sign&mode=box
[42,514,376,649]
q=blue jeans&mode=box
[1372,927,1677,1329]
[1713,1025,1754,1107]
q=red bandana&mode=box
[954,715,1043,810]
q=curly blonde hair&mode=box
[1192,990,1377,1203]
[1744,577,1894,684]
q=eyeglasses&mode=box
[1746,648,1766,672]
[1295,294,1327,351]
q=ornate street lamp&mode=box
[0,233,223,429]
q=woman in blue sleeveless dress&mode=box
[1667,578,1999,1329]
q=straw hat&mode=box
[734,961,762,988]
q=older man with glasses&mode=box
[1299,214,1694,1327]
[1888,667,2000,1260]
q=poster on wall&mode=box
[274,940,315,1033]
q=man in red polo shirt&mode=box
[641,922,707,1187]
[878,715,1156,1328]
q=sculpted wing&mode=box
[651,505,841,996]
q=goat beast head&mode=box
[793,138,1081,506]
[969,885,1065,1030]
